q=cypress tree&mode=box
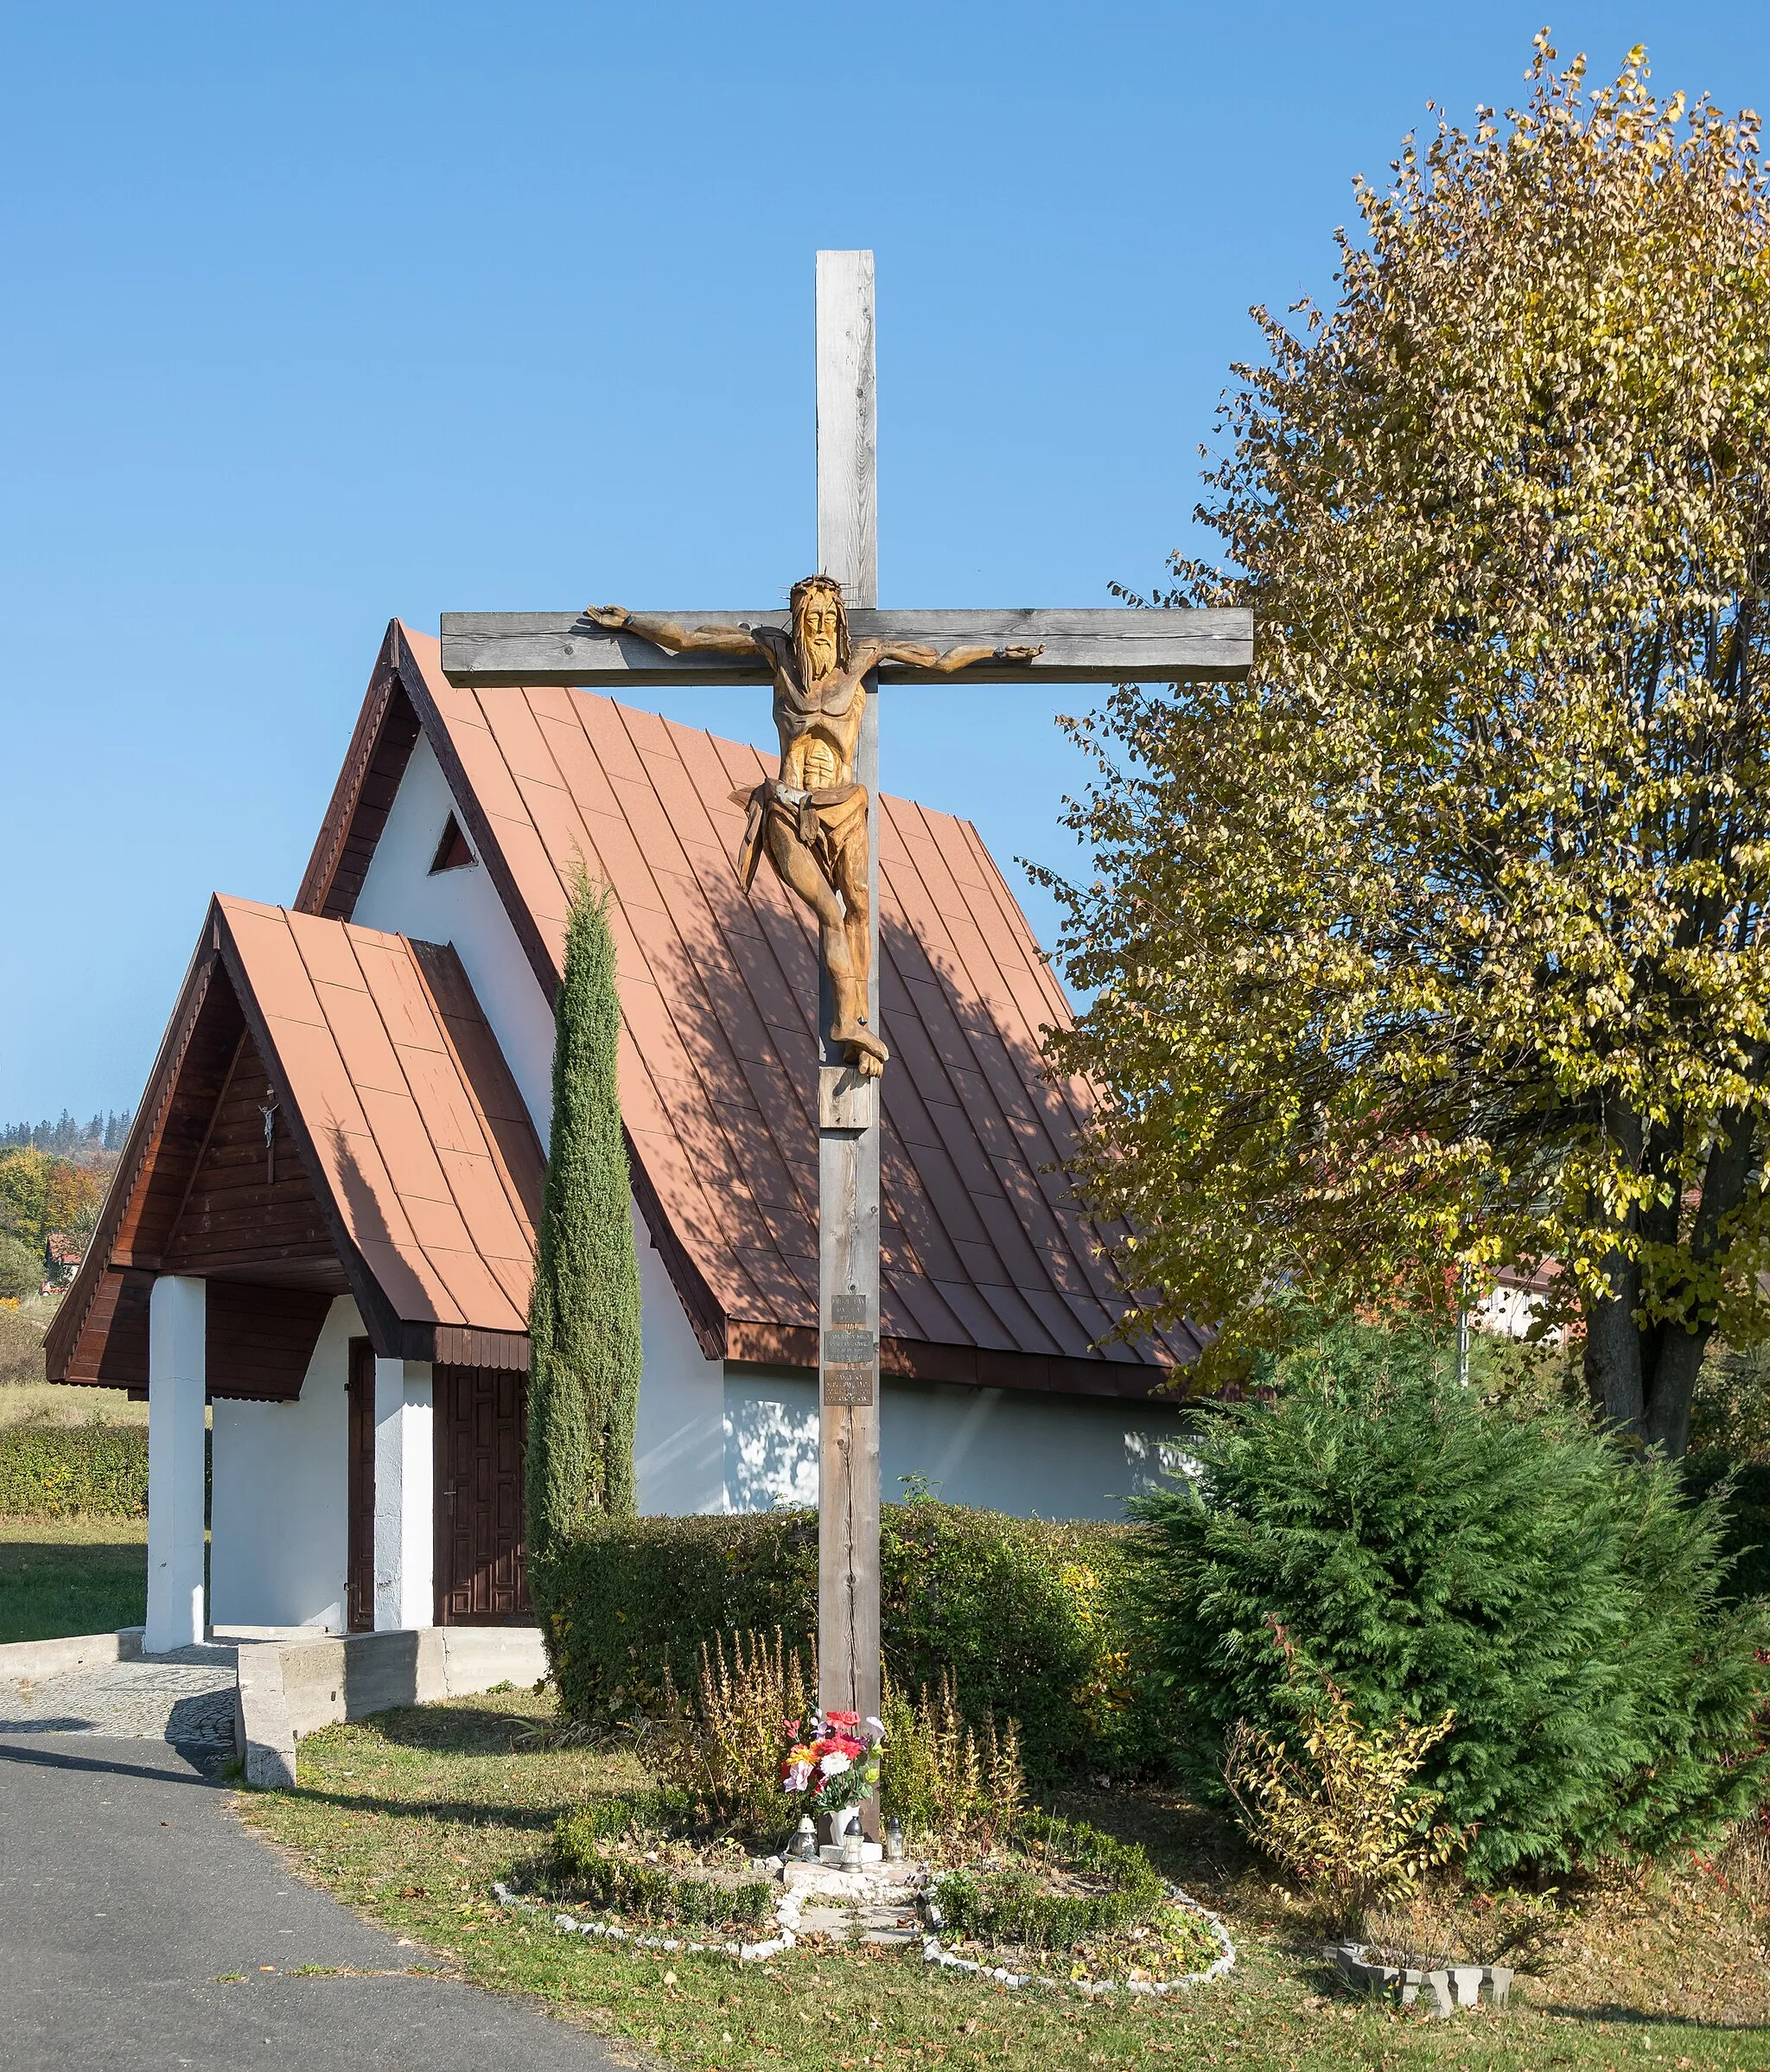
[526,869,643,1560]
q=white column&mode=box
[146,1275,207,1653]
[372,1357,433,1630]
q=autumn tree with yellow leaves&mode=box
[1044,39,1770,1455]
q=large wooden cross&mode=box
[442,250,1251,1758]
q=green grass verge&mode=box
[237,1690,1770,2072]
[0,1514,148,1642]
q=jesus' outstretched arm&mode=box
[584,605,763,657]
[862,638,1045,673]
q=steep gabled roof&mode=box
[298,623,1199,1397]
[47,896,543,1393]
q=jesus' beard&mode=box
[795,629,840,685]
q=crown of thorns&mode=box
[789,573,845,615]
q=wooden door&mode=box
[433,1365,529,1624]
[346,1340,376,1633]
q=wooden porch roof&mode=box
[45,896,543,1398]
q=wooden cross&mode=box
[442,251,1251,1758]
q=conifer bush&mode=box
[1130,1338,1770,1878]
[525,870,643,1562]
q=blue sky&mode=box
[3,1,1765,1119]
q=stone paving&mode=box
[0,1644,240,1768]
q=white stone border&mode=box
[916,1883,1235,1996]
[493,1875,1235,1996]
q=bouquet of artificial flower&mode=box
[780,1707,885,1813]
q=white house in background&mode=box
[48,622,1200,1651]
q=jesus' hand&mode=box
[585,605,631,629]
[992,643,1045,663]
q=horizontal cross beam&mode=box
[439,608,1252,688]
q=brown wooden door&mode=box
[433,1365,529,1623]
[346,1340,376,1633]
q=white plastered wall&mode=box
[351,730,558,1131]
[374,1358,434,1629]
[209,1294,359,1633]
[723,1370,1191,1521]
[632,1201,725,1514]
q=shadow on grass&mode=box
[265,1776,565,1837]
[1545,2003,1770,2033]
[1038,1782,1252,1886]
[346,1702,554,1757]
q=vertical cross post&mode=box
[814,250,882,1766]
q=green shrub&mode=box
[929,1814,1164,1950]
[1130,1342,1770,1878]
[551,1811,770,1926]
[0,1305,46,1384]
[1682,1451,1770,1603]
[553,1788,701,1844]
[0,1237,40,1303]
[0,1424,148,1517]
[531,1501,1157,1783]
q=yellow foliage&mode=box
[1040,34,1770,1449]
[1224,1628,1467,1929]
[879,1670,1025,1846]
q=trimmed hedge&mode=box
[0,1424,149,1518]
[531,1501,1161,1783]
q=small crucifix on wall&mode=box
[258,1089,278,1188]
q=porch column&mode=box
[145,1275,207,1653]
[372,1357,433,1630]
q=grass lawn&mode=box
[0,1514,148,1643]
[240,1689,1770,2072]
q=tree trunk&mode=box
[1582,1271,1710,1459]
[1583,1254,1646,1434]
[1641,1323,1707,1458]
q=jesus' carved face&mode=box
[791,577,846,681]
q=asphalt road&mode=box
[0,1731,625,2072]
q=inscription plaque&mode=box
[823,1365,875,1406]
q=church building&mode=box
[46,622,1200,1648]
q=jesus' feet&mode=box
[832,1017,888,1075]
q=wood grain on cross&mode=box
[440,250,1253,1771]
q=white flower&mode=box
[819,1750,851,1776]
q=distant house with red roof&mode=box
[48,622,1194,1646]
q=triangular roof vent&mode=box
[430,813,476,874]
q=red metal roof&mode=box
[46,896,543,1390]
[299,624,1198,1394]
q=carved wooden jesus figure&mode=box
[588,577,1040,1078]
